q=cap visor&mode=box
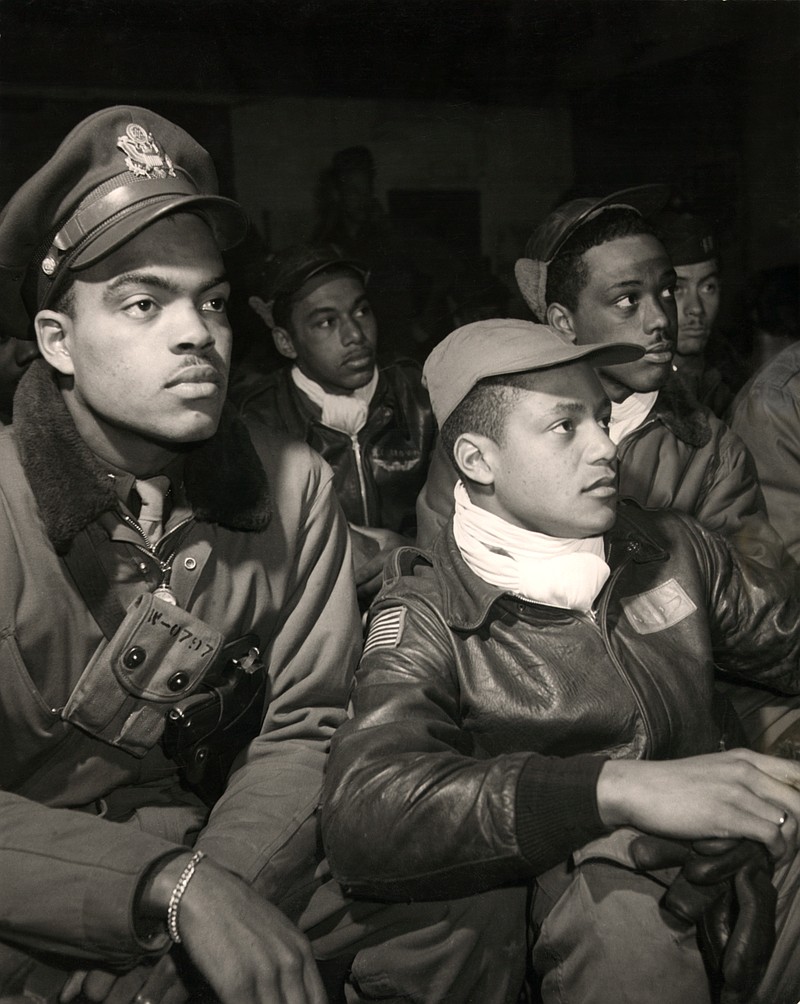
[573,341,645,369]
[481,339,645,380]
[585,184,670,228]
[545,184,671,263]
[69,193,248,269]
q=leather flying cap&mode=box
[260,243,368,328]
[265,244,367,302]
[515,184,669,322]
[0,105,249,337]
[653,211,717,267]
[423,318,644,427]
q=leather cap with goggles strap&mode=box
[514,184,670,322]
[0,105,249,338]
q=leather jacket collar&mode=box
[13,359,271,553]
[386,502,669,632]
[653,374,712,448]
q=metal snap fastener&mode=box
[123,646,146,668]
[168,671,190,692]
[184,556,197,570]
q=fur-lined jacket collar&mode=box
[13,359,271,554]
[653,374,712,448]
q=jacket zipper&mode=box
[119,513,194,592]
[350,434,370,525]
[580,546,656,756]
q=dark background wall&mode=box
[1,0,798,332]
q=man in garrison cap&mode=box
[0,107,509,1004]
[416,186,798,754]
[654,210,740,417]
[321,319,800,1004]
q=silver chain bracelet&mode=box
[166,849,205,944]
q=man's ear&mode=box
[272,326,298,361]
[546,302,578,345]
[452,432,497,487]
[248,295,275,330]
[34,311,75,375]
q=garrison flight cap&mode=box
[515,184,670,323]
[652,210,718,267]
[260,243,368,328]
[0,105,249,338]
[423,318,644,427]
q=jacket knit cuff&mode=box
[515,753,609,875]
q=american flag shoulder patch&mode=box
[363,607,406,657]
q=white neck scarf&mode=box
[291,365,379,435]
[608,390,658,444]
[452,481,610,612]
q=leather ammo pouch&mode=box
[162,633,267,806]
[62,592,225,757]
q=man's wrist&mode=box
[137,850,195,922]
[596,760,630,828]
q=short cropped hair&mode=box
[51,282,75,317]
[545,208,658,314]
[440,371,539,476]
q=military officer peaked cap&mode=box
[0,105,249,338]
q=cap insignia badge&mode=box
[117,124,177,180]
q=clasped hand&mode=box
[60,857,327,1004]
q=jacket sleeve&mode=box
[679,512,800,693]
[729,380,800,565]
[0,790,178,966]
[196,453,360,910]
[320,595,607,902]
[695,424,794,572]
[415,437,457,548]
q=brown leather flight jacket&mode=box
[236,362,436,536]
[321,503,800,903]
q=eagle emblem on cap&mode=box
[117,123,177,179]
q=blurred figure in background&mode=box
[0,333,38,424]
[234,243,436,607]
[728,330,800,759]
[654,210,743,416]
[729,321,800,565]
[745,264,800,376]
[313,146,457,361]
[445,255,512,329]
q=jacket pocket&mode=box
[0,627,67,787]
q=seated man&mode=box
[0,107,505,1004]
[0,103,356,1004]
[234,244,436,605]
[419,186,795,750]
[321,319,800,1004]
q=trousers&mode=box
[530,829,800,1004]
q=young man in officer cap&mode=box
[0,107,510,1004]
[417,185,796,750]
[321,318,800,1004]
[233,243,436,605]
[0,103,354,1004]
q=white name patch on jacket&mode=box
[363,607,406,656]
[621,578,697,635]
